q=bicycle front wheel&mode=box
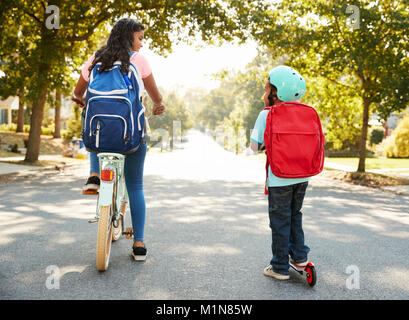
[96,205,113,271]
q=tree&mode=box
[200,52,274,145]
[197,83,237,130]
[223,107,245,154]
[0,16,32,133]
[16,87,26,132]
[385,113,409,158]
[53,90,62,138]
[148,89,194,150]
[302,76,363,150]
[250,0,409,172]
[0,0,260,162]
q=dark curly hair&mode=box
[89,18,144,75]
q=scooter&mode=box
[289,260,317,287]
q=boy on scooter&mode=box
[250,66,312,280]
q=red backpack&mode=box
[263,102,325,194]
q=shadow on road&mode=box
[1,165,409,299]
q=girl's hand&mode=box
[71,95,85,107]
[153,103,165,115]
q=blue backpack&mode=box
[82,52,145,154]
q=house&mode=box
[369,108,409,137]
[0,96,18,125]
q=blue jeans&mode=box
[90,144,147,242]
[268,182,310,275]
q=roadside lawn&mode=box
[325,157,409,169]
[0,131,70,158]
[249,153,409,188]
[322,169,409,187]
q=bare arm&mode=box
[143,73,165,115]
[72,74,88,107]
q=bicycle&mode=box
[85,114,154,271]
[88,153,134,271]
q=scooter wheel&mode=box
[305,265,317,287]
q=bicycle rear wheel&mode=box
[96,205,113,271]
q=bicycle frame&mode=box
[96,153,128,225]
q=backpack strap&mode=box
[264,106,272,195]
[264,157,269,195]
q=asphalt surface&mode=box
[1,130,409,300]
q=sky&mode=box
[141,40,259,95]
[0,39,260,96]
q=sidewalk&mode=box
[0,155,86,176]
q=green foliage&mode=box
[385,113,409,158]
[197,82,237,130]
[199,50,364,153]
[0,0,261,161]
[0,123,62,136]
[196,52,272,146]
[62,104,82,141]
[222,106,246,154]
[249,0,409,171]
[369,128,385,146]
[147,90,194,149]
[302,76,362,150]
[183,87,209,120]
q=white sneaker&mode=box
[289,257,308,269]
[263,265,290,280]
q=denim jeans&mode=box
[90,144,147,241]
[268,182,310,275]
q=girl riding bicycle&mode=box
[72,18,164,261]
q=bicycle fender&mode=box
[99,181,114,206]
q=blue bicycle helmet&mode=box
[268,65,306,102]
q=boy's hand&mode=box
[245,147,257,155]
[249,142,266,153]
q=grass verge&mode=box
[326,157,409,169]
[322,168,409,187]
[0,157,86,167]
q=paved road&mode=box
[1,130,408,300]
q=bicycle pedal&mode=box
[88,219,98,223]
[123,227,133,239]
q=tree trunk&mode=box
[16,87,25,133]
[53,90,62,138]
[24,85,49,162]
[357,97,371,172]
[24,28,52,163]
